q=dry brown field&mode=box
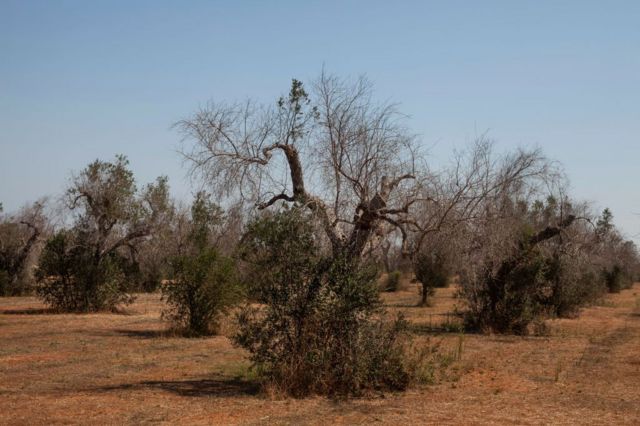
[1,280,639,425]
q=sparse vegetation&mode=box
[2,283,638,423]
[3,0,640,420]
[161,192,243,336]
[1,68,638,422]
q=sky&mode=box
[1,0,639,241]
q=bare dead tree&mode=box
[178,73,422,261]
[178,71,567,271]
[380,138,568,308]
[402,139,562,253]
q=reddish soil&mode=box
[1,281,639,425]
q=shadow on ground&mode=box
[384,303,421,308]
[112,328,171,339]
[93,376,260,398]
[0,308,57,315]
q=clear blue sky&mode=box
[1,1,638,240]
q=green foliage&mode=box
[162,248,240,336]
[235,208,410,397]
[36,230,133,312]
[414,248,451,306]
[161,191,242,336]
[67,155,137,222]
[458,199,639,334]
[188,191,224,249]
[276,79,318,142]
[463,246,548,335]
[35,155,168,312]
[127,176,176,292]
[595,209,638,293]
[596,208,614,235]
[463,238,621,333]
[544,251,606,317]
[602,265,631,293]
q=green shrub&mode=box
[458,201,619,334]
[162,248,241,336]
[0,204,45,296]
[462,244,614,333]
[602,265,632,293]
[462,247,548,335]
[544,251,606,317]
[161,191,243,336]
[235,208,411,397]
[35,230,133,312]
[414,249,450,306]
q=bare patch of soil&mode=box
[1,282,639,425]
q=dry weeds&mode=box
[1,280,639,425]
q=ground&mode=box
[1,281,639,425]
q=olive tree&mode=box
[36,155,170,312]
[0,200,48,296]
[454,187,624,334]
[178,74,429,395]
[178,70,567,382]
[178,74,424,262]
[236,208,409,396]
[413,232,455,306]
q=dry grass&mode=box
[1,280,639,425]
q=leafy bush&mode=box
[161,191,243,336]
[462,245,548,335]
[456,197,635,334]
[235,208,411,397]
[462,240,616,333]
[595,209,638,293]
[544,251,606,317]
[602,265,631,293]
[414,249,450,306]
[36,230,133,312]
[0,221,29,296]
[162,248,240,336]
